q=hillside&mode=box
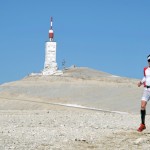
[0,67,146,113]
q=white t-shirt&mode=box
[141,67,150,86]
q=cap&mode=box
[147,55,150,61]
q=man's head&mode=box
[147,55,150,65]
[147,55,150,61]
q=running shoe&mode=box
[137,124,146,132]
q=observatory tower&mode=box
[42,17,62,75]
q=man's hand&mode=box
[138,81,142,87]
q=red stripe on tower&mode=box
[49,17,54,41]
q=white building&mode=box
[42,17,63,75]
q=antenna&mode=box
[49,17,54,41]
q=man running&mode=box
[137,54,150,132]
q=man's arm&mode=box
[138,77,146,87]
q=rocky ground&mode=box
[0,67,150,150]
[0,106,150,150]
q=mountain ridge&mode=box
[0,67,145,113]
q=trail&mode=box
[0,96,128,114]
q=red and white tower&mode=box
[49,17,54,41]
[42,17,62,75]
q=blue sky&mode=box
[0,0,150,84]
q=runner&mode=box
[137,54,150,132]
